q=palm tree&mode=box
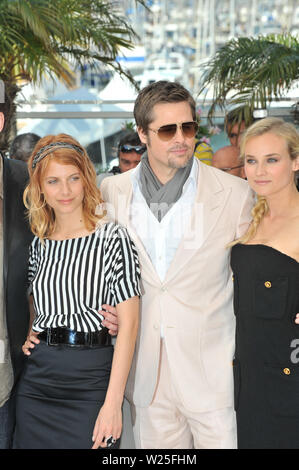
[0,0,146,151]
[198,33,299,125]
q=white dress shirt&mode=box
[130,157,199,336]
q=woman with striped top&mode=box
[13,134,141,449]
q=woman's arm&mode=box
[92,295,139,449]
[22,295,40,356]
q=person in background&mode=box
[225,112,247,149]
[13,133,140,449]
[212,145,245,178]
[9,133,41,162]
[212,108,253,177]
[97,132,146,186]
[230,117,299,448]
[100,80,254,449]
[0,87,33,448]
[194,138,213,166]
[193,108,213,166]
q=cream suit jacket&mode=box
[100,159,254,412]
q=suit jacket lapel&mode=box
[164,164,231,283]
[111,164,231,286]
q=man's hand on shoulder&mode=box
[100,304,118,336]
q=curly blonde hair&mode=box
[230,117,299,247]
[24,133,105,239]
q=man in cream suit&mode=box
[100,81,254,449]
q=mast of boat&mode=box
[193,0,204,96]
[210,0,215,57]
[250,0,257,36]
[229,0,235,38]
[193,0,216,96]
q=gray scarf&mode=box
[139,152,193,222]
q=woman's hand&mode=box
[91,401,122,449]
[22,330,40,356]
[295,313,299,324]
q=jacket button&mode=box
[264,281,272,288]
[283,368,291,375]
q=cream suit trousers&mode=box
[131,341,237,449]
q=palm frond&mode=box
[0,0,146,151]
[198,33,299,123]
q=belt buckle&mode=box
[47,328,58,346]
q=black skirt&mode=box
[13,341,115,449]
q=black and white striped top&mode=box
[29,222,141,333]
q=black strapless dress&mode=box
[231,244,299,449]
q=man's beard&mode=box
[167,148,193,169]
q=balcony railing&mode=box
[16,98,299,171]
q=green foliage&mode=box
[195,107,221,144]
[0,0,146,150]
[0,0,146,84]
[198,33,299,124]
[122,121,136,131]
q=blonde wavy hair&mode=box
[24,133,105,240]
[230,117,299,247]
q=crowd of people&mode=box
[0,79,299,450]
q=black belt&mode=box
[39,327,111,347]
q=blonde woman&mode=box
[13,134,140,449]
[230,117,299,448]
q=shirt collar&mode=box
[185,156,198,191]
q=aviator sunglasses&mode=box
[148,121,198,141]
[120,144,146,154]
